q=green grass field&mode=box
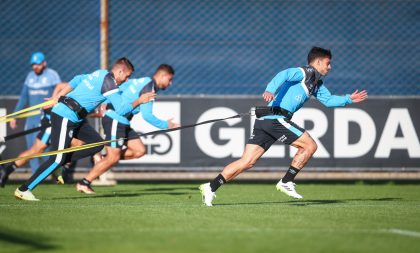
[0,182,419,253]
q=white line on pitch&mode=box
[386,229,420,238]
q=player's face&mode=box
[32,62,46,75]
[115,69,132,84]
[317,57,332,76]
[158,73,173,90]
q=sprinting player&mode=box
[1,83,72,187]
[199,47,368,206]
[14,57,155,201]
[0,108,103,187]
[77,64,179,194]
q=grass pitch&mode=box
[0,182,419,253]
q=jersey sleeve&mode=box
[314,84,353,107]
[14,84,29,112]
[106,93,133,115]
[140,101,169,129]
[265,68,304,94]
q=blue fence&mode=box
[0,0,419,95]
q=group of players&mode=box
[0,47,368,206]
[0,54,178,201]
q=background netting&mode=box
[1,0,419,95]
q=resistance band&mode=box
[0,110,41,123]
[0,113,250,165]
[0,123,51,143]
[0,100,54,123]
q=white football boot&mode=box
[199,183,216,206]
[76,182,96,194]
[276,180,303,199]
[14,188,40,201]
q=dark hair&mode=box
[113,57,135,72]
[155,64,175,75]
[307,47,332,64]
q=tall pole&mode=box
[100,0,109,70]
[97,0,108,154]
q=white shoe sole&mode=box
[14,192,40,201]
[276,185,303,199]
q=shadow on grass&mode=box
[51,191,191,200]
[216,197,402,207]
[0,227,58,251]
[142,187,198,192]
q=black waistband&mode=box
[58,96,88,119]
[254,106,293,120]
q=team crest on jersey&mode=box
[118,138,124,146]
[68,130,74,138]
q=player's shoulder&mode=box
[132,76,152,86]
[287,67,304,73]
[275,67,304,80]
[86,69,108,82]
[93,69,108,77]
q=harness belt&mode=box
[58,96,88,119]
[106,104,134,120]
[255,106,293,120]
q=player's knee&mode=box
[103,150,120,164]
[242,158,256,170]
[107,154,120,164]
[307,141,318,155]
[133,146,146,159]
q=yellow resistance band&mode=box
[0,138,118,165]
[0,110,41,123]
[0,100,54,122]
[0,112,248,165]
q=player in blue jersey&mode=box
[14,57,156,201]
[199,47,368,206]
[0,83,69,187]
[0,83,104,187]
[10,52,63,173]
[76,64,179,194]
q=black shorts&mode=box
[36,116,52,145]
[25,112,104,190]
[102,115,139,148]
[247,118,305,151]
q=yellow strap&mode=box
[0,138,119,165]
[0,110,41,123]
[0,100,54,121]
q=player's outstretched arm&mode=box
[43,82,73,109]
[350,89,368,103]
[132,92,156,108]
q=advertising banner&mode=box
[1,97,419,171]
